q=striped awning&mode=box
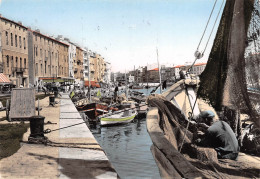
[0,73,11,83]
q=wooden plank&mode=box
[9,88,35,120]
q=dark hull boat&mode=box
[76,103,109,120]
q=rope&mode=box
[187,0,224,74]
[179,85,199,152]
[24,139,103,151]
[202,0,225,55]
[197,0,218,51]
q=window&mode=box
[15,57,18,67]
[36,47,38,56]
[19,36,22,48]
[15,35,17,47]
[45,61,47,74]
[40,49,42,57]
[6,56,9,67]
[11,33,13,46]
[36,63,38,75]
[41,64,43,74]
[23,38,26,49]
[11,56,13,67]
[35,35,37,41]
[24,58,26,68]
[20,58,22,68]
[5,32,8,45]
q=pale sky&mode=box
[0,0,224,72]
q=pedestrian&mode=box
[114,85,119,102]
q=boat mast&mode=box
[147,62,149,93]
[125,69,128,101]
[88,51,91,102]
[157,47,162,93]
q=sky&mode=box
[0,0,224,72]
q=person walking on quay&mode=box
[114,85,119,102]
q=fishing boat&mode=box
[100,108,137,126]
[76,102,109,120]
[146,0,260,178]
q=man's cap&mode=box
[199,110,215,119]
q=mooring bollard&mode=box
[28,115,45,143]
[49,95,55,106]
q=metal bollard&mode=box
[49,95,55,106]
[29,115,45,141]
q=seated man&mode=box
[195,110,239,160]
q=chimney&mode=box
[35,29,40,33]
[18,21,22,25]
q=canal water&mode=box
[92,118,161,179]
[91,87,164,178]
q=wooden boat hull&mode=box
[100,109,137,126]
[146,79,260,178]
[76,103,108,120]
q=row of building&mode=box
[112,62,207,84]
[0,15,111,88]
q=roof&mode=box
[31,30,69,47]
[0,73,11,83]
[174,65,185,68]
[194,63,207,66]
[0,16,28,30]
[149,68,159,71]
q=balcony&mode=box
[12,67,26,73]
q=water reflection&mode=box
[92,119,161,179]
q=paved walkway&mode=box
[0,94,118,179]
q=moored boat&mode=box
[100,108,137,126]
[146,79,260,178]
[76,102,109,120]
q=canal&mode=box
[92,117,161,179]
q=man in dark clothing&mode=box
[114,86,119,102]
[196,111,239,160]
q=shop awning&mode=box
[39,77,74,83]
[0,73,11,83]
[85,81,100,88]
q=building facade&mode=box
[56,36,76,79]
[0,16,29,87]
[83,48,90,81]
[28,29,69,86]
[0,15,105,89]
[189,62,207,75]
[74,46,83,86]
[104,61,111,84]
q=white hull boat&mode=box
[100,108,137,126]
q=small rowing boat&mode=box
[100,108,137,126]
